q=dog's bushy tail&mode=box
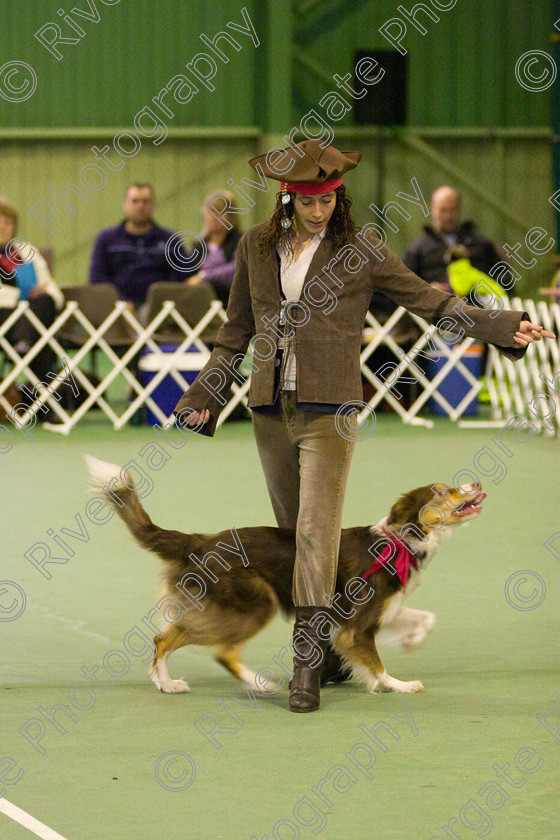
[84,455,175,560]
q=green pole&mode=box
[252,0,292,135]
[552,2,560,251]
[251,0,293,219]
[263,0,293,134]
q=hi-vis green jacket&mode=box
[447,257,508,301]
[174,224,526,436]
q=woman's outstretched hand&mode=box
[513,321,556,347]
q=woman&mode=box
[175,140,554,713]
[0,198,64,382]
[186,190,242,308]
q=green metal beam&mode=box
[0,126,261,141]
[294,0,326,15]
[1,125,548,143]
[293,50,336,88]
[334,127,551,139]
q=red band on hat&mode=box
[282,177,343,195]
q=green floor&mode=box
[2,416,559,840]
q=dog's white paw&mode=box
[399,679,424,693]
[401,612,436,651]
[150,666,190,694]
[401,632,429,650]
[423,611,436,630]
[159,679,191,694]
[370,676,424,693]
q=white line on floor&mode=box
[28,603,114,646]
[0,798,69,840]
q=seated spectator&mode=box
[445,245,508,304]
[402,186,504,289]
[0,197,64,382]
[89,183,195,318]
[185,190,242,307]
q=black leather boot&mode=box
[289,607,328,713]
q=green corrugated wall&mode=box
[0,0,260,128]
[0,0,552,128]
[295,0,552,127]
[0,0,556,294]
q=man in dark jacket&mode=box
[89,183,197,313]
[402,186,503,289]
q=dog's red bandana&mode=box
[362,528,419,589]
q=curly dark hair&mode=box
[258,184,358,260]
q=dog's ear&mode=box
[387,491,417,526]
[387,486,433,527]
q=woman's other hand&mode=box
[513,321,556,347]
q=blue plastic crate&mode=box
[427,342,483,416]
[138,343,209,426]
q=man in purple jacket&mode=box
[89,183,198,314]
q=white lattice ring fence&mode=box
[0,298,558,436]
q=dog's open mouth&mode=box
[453,491,487,517]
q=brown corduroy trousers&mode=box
[252,391,356,607]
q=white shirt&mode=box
[277,229,326,389]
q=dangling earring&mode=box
[280,182,292,229]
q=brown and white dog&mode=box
[85,456,485,696]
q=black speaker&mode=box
[353,50,407,126]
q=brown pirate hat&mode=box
[248,139,361,193]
